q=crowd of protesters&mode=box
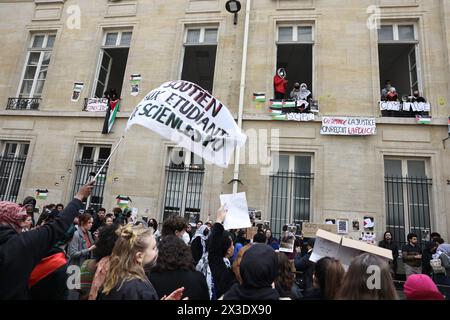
[0,181,449,300]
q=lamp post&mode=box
[226,0,242,25]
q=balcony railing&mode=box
[6,98,41,110]
[380,101,430,118]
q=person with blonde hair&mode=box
[98,224,185,300]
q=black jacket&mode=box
[98,278,158,300]
[0,198,82,300]
[191,237,204,265]
[378,240,399,260]
[295,250,315,291]
[147,270,210,300]
[208,223,236,298]
[302,287,324,300]
[29,247,68,300]
[223,283,279,300]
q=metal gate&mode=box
[163,165,205,223]
[385,175,432,248]
[269,170,314,238]
[72,160,109,211]
[0,156,27,202]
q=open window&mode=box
[93,30,132,98]
[181,27,218,93]
[378,24,420,99]
[276,25,314,97]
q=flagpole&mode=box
[85,135,125,209]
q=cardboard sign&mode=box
[309,229,342,262]
[302,223,337,238]
[310,229,393,271]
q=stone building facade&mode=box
[0,0,449,244]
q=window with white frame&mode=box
[18,33,56,99]
[269,154,314,237]
[72,145,111,210]
[276,24,314,98]
[384,158,432,247]
[378,24,421,99]
[181,27,218,93]
[163,148,205,223]
[93,30,132,98]
[0,142,30,202]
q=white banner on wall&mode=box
[320,116,376,136]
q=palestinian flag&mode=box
[116,195,132,208]
[253,93,266,102]
[36,189,48,200]
[270,100,283,109]
[283,101,296,108]
[96,173,107,183]
[102,99,120,134]
[416,115,432,124]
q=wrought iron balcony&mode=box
[6,97,41,110]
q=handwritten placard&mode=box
[320,117,376,136]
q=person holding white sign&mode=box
[207,205,236,299]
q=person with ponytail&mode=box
[98,224,185,300]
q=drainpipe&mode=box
[232,0,251,194]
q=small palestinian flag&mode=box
[36,189,48,200]
[270,100,283,109]
[253,93,266,103]
[96,173,107,183]
[116,195,132,208]
[416,115,432,124]
[284,101,296,108]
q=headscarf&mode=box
[191,225,209,254]
[436,244,450,257]
[299,83,311,100]
[223,244,279,300]
[240,244,278,289]
[0,201,28,232]
[277,68,286,79]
